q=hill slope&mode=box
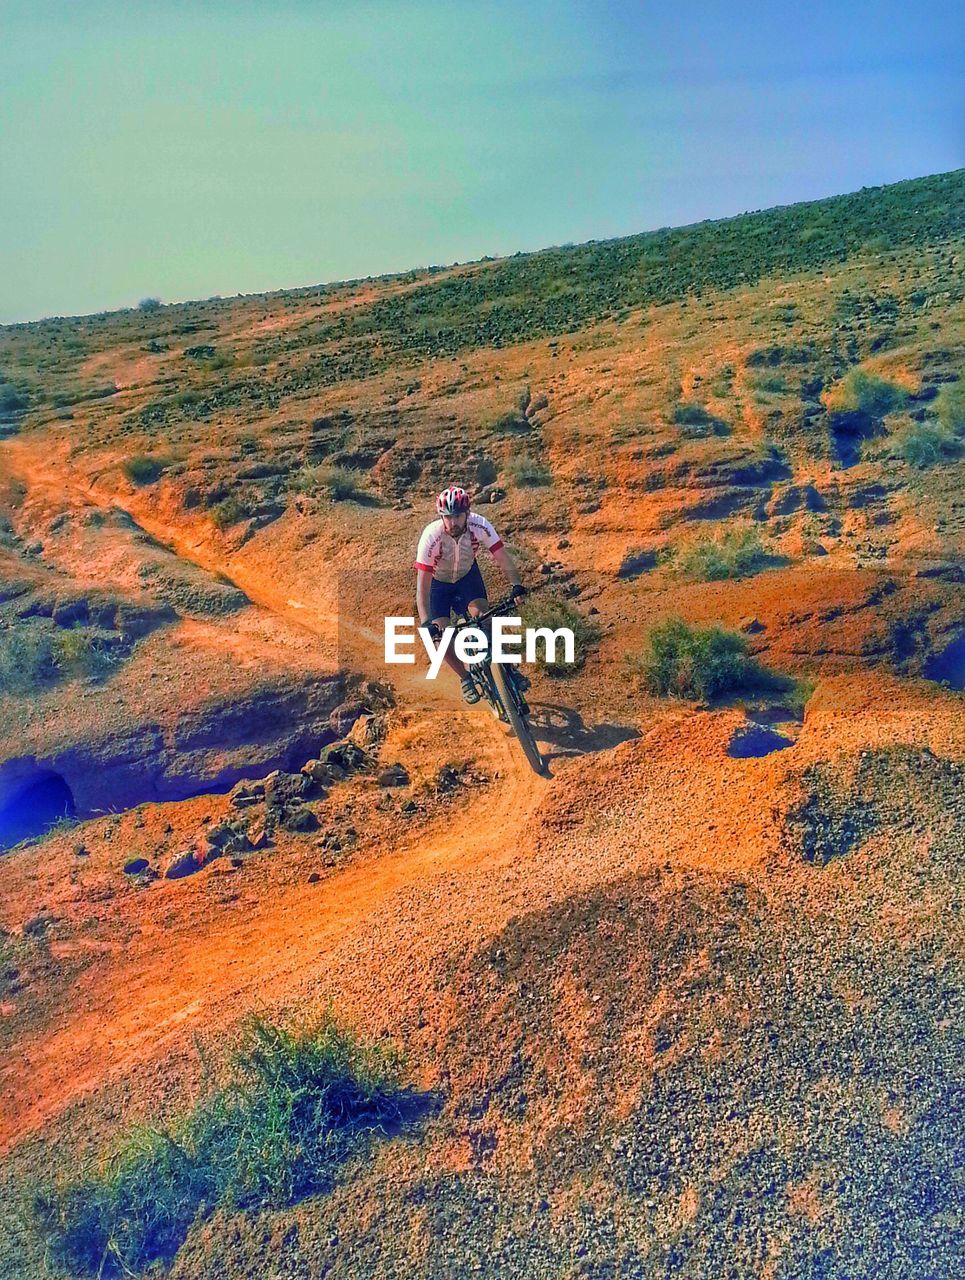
[0,171,962,1280]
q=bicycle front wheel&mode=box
[491,663,547,776]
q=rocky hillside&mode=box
[0,170,962,1280]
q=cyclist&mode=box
[415,486,527,704]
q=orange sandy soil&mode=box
[0,233,962,1277]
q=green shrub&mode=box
[825,369,907,419]
[0,628,57,693]
[898,424,961,469]
[122,455,170,485]
[519,594,599,675]
[138,297,162,311]
[505,455,551,487]
[0,382,28,413]
[28,1013,407,1277]
[669,528,769,581]
[628,618,760,700]
[670,401,729,436]
[210,495,247,529]
[935,382,965,436]
[672,401,712,426]
[750,373,788,394]
[52,628,116,679]
[313,466,368,502]
[0,625,116,694]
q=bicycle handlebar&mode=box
[450,583,538,631]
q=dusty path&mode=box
[0,435,564,1151]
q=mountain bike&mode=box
[450,591,547,777]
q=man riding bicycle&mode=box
[415,486,528,704]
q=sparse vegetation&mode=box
[0,624,117,694]
[209,495,247,529]
[137,297,163,311]
[935,381,965,436]
[505,455,551,487]
[0,382,28,413]
[671,401,729,436]
[313,465,369,502]
[629,618,761,700]
[520,595,600,675]
[668,528,771,581]
[28,1013,409,1278]
[898,423,961,469]
[121,454,171,485]
[824,368,907,420]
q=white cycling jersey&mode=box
[414,512,504,583]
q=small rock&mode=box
[73,843,90,858]
[308,871,322,884]
[557,539,570,549]
[247,822,271,850]
[347,713,384,749]
[435,765,461,793]
[123,858,149,876]
[329,700,366,738]
[23,914,56,937]
[739,616,766,634]
[164,850,202,880]
[265,771,312,810]
[377,763,410,787]
[400,800,419,817]
[281,806,319,833]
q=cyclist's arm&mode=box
[415,568,433,625]
[490,543,523,588]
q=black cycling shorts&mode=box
[429,560,487,619]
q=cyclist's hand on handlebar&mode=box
[420,620,443,641]
[509,583,528,602]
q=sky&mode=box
[1,0,962,323]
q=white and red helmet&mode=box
[436,485,470,516]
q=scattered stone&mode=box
[265,771,312,810]
[23,914,56,937]
[435,765,461,793]
[123,858,149,875]
[203,819,251,854]
[73,843,90,858]
[400,800,419,817]
[557,538,571,549]
[329,700,366,738]
[317,741,369,774]
[281,806,319,833]
[229,780,265,808]
[377,763,410,788]
[247,822,271,851]
[308,871,322,884]
[164,850,202,880]
[347,713,385,749]
[739,616,766,634]
[301,759,337,784]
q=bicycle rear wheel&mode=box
[491,662,546,776]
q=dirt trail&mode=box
[0,436,559,1151]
